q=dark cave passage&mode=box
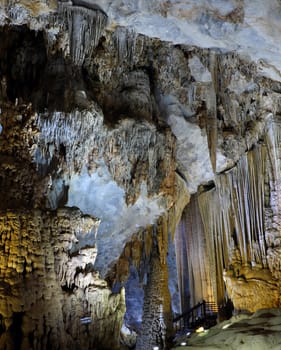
[0,25,86,112]
[0,25,47,104]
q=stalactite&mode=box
[174,220,190,313]
[216,142,267,267]
[198,189,224,306]
[34,109,104,173]
[175,119,281,311]
[113,26,139,65]
[34,108,173,206]
[214,144,267,272]
[188,83,197,110]
[59,1,107,65]
[265,118,281,219]
[206,51,218,172]
[179,195,218,307]
[264,118,281,279]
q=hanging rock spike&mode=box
[59,0,107,65]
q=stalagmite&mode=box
[135,219,172,350]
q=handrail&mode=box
[173,300,206,323]
[173,300,218,331]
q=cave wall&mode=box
[174,50,281,314]
[1,0,281,349]
[0,208,126,350]
[0,2,181,349]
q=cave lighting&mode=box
[152,347,159,350]
[222,323,231,329]
[180,342,187,346]
[196,326,204,333]
[80,316,92,324]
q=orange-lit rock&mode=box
[0,208,126,349]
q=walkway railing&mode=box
[173,300,218,333]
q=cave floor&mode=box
[172,308,281,350]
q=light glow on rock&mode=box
[196,326,204,333]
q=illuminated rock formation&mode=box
[175,97,281,313]
[2,0,281,349]
[0,208,127,350]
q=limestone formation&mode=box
[0,208,126,350]
[2,0,281,349]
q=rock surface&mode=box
[0,208,126,350]
[173,308,281,350]
[1,0,281,349]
